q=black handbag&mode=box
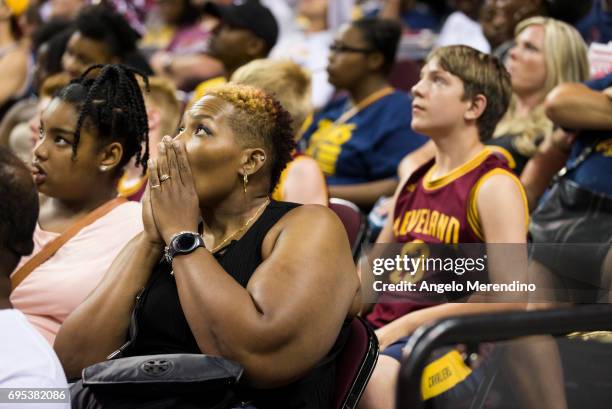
[529,139,612,302]
[70,287,245,409]
[82,353,243,396]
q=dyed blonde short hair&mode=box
[195,84,295,191]
[231,59,312,136]
[426,45,512,141]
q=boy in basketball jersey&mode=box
[359,46,529,409]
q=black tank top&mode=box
[128,200,349,408]
[485,134,533,175]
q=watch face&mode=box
[175,234,199,251]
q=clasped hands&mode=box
[142,135,201,246]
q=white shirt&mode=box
[261,0,299,43]
[436,11,491,54]
[0,309,69,409]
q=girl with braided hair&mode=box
[10,64,149,345]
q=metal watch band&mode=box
[164,231,204,264]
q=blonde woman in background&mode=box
[231,58,328,206]
[485,17,589,175]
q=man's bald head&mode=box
[0,147,39,274]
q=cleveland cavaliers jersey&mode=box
[393,148,525,243]
[367,148,528,328]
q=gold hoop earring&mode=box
[243,172,248,193]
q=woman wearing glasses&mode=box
[301,17,427,210]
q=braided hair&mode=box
[57,64,150,175]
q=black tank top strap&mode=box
[213,200,300,287]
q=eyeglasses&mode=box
[329,43,375,54]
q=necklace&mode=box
[209,198,270,253]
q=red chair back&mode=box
[329,198,367,260]
[333,317,379,409]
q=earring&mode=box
[243,171,248,193]
[100,165,109,172]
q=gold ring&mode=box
[151,183,161,189]
[160,174,171,182]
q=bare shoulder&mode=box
[1,47,27,68]
[476,169,527,217]
[288,156,322,176]
[267,204,345,237]
[477,169,524,200]
[476,169,528,241]
[261,204,348,258]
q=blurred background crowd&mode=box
[0,1,611,408]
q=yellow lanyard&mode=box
[334,86,395,125]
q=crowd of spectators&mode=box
[0,0,610,408]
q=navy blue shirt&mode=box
[366,3,441,31]
[566,73,612,196]
[301,91,428,185]
[577,0,612,44]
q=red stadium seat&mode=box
[333,317,379,409]
[329,198,368,260]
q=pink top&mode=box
[10,201,143,345]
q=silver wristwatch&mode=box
[164,231,205,264]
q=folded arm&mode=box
[544,83,612,130]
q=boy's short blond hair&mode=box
[426,45,512,141]
[231,59,312,136]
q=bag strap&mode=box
[11,197,127,290]
[554,137,602,182]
